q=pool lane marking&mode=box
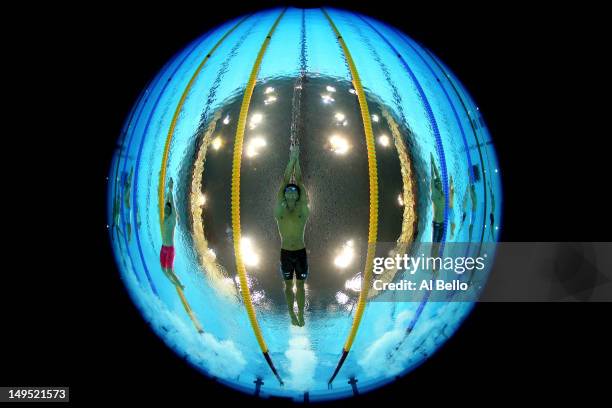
[158,14,252,232]
[321,8,380,387]
[231,8,287,386]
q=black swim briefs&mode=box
[280,248,308,280]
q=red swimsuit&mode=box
[160,245,175,269]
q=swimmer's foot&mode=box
[297,310,305,327]
[289,311,300,326]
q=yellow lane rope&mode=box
[231,8,287,385]
[158,15,251,230]
[321,8,379,386]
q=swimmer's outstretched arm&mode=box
[166,177,174,200]
[430,156,435,194]
[293,145,302,182]
[277,148,298,200]
[165,178,178,222]
[430,153,440,182]
[294,153,309,205]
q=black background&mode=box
[4,0,610,405]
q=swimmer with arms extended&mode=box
[160,178,185,289]
[274,146,310,327]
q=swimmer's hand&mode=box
[168,177,174,190]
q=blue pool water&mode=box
[107,7,502,402]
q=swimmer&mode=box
[430,153,445,258]
[274,145,310,327]
[160,177,184,289]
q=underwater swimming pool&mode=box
[107,7,502,402]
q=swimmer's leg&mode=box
[296,280,305,326]
[161,267,173,284]
[163,267,184,289]
[173,271,185,290]
[284,279,299,326]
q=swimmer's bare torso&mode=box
[274,146,310,250]
[162,213,176,247]
[274,197,309,250]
